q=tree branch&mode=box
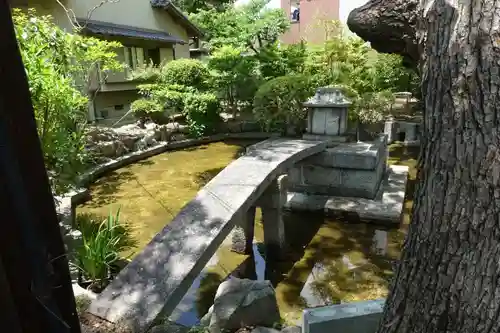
[55,0,121,30]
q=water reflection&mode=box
[168,255,223,327]
[168,214,399,327]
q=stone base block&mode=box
[302,133,350,146]
[289,157,386,199]
[302,135,387,170]
[231,207,256,255]
[285,165,409,224]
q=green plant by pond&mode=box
[74,208,136,289]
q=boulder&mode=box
[120,136,137,151]
[199,305,213,327]
[208,278,281,333]
[96,141,117,158]
[87,127,116,142]
[280,326,301,333]
[165,122,188,133]
[114,140,127,157]
[226,120,243,133]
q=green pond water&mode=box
[77,139,418,325]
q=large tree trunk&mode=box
[372,1,500,332]
[351,0,500,332]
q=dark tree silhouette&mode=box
[0,2,80,333]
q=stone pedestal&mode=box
[257,175,288,261]
[384,117,394,144]
[231,175,288,259]
[231,207,256,255]
[289,135,388,199]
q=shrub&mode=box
[253,74,314,135]
[129,62,162,82]
[372,53,419,95]
[183,92,221,137]
[130,98,166,123]
[74,210,136,288]
[161,58,210,90]
[154,84,197,115]
[333,84,395,140]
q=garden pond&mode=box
[77,139,418,326]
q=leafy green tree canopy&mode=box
[189,0,289,54]
[14,9,122,193]
[172,0,234,13]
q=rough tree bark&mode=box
[349,1,500,333]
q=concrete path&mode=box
[88,138,328,332]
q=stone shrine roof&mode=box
[304,87,351,108]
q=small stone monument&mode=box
[303,87,351,141]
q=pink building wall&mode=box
[280,0,340,45]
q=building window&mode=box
[290,0,300,22]
[123,46,144,69]
[145,48,161,66]
[114,104,124,111]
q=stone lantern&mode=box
[303,86,351,139]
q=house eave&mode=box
[76,19,186,45]
[150,0,204,38]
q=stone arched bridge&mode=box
[88,138,328,332]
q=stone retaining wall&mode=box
[87,119,264,162]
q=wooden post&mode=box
[0,1,81,333]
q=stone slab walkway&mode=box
[88,138,328,333]
[285,165,409,223]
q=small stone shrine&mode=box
[289,87,390,200]
[302,87,350,141]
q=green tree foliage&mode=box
[372,53,419,96]
[306,24,374,93]
[172,0,234,13]
[133,59,220,136]
[208,46,260,114]
[130,98,164,123]
[258,42,308,79]
[13,9,122,193]
[302,21,414,131]
[189,0,289,54]
[253,75,315,135]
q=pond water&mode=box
[78,140,418,326]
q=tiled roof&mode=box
[77,19,186,44]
